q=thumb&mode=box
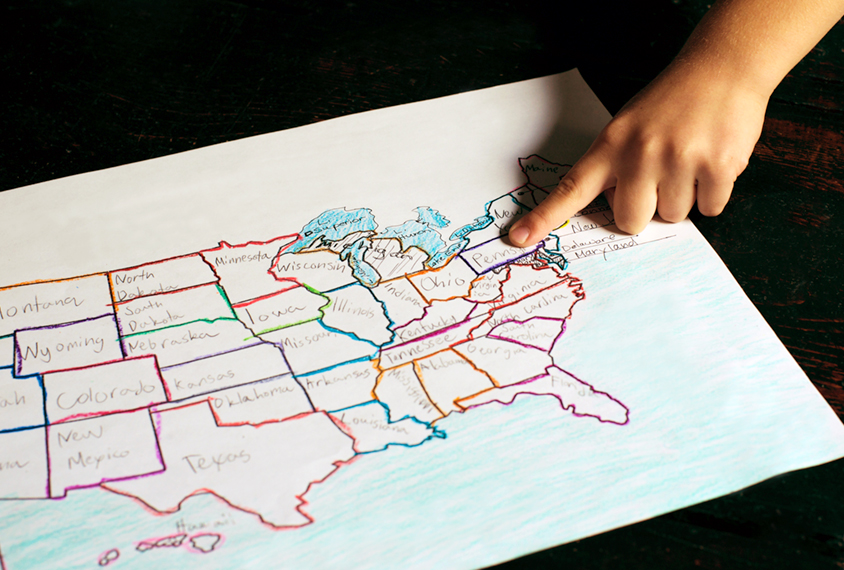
[509,150,612,247]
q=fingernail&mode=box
[510,225,530,246]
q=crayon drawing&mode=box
[1,72,842,570]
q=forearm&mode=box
[675,0,844,97]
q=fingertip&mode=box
[696,171,734,217]
[657,204,691,223]
[508,223,531,247]
[614,216,649,235]
[698,202,726,217]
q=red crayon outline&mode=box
[487,316,567,353]
[200,233,300,305]
[102,400,357,530]
[43,354,167,424]
[109,252,219,305]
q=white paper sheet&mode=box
[1,70,842,570]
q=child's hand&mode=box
[508,0,844,248]
[508,63,768,246]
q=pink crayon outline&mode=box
[135,531,188,552]
[96,547,121,566]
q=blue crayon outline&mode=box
[293,354,381,379]
[319,283,396,345]
[329,400,446,456]
[0,364,47,433]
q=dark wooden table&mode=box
[2,1,842,568]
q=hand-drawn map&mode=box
[4,69,843,570]
[0,156,644,568]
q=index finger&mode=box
[508,148,613,247]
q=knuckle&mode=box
[710,153,735,173]
[697,185,732,217]
[551,176,584,203]
[709,150,749,178]
[666,141,700,166]
[526,207,556,233]
[633,131,661,158]
[599,118,632,148]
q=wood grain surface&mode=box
[1,1,842,568]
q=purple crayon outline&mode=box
[547,366,630,425]
[274,342,317,413]
[0,364,48,433]
[460,365,630,426]
[459,237,544,275]
[124,328,265,375]
[45,407,166,500]
[13,313,121,377]
[206,373,311,425]
[89,401,170,494]
[157,342,272,373]
[217,327,317,413]
[119,317,257,361]
[42,423,50,499]
[396,269,574,346]
[385,271,581,354]
[0,425,52,502]
[165,369,295,407]
[462,334,551,357]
